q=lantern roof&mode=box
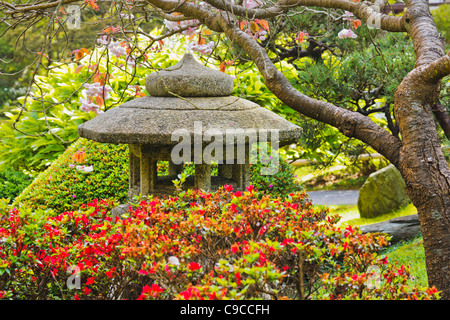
[77,54,302,146]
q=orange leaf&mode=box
[353,20,362,29]
[75,51,84,60]
[219,61,227,73]
[85,0,99,11]
[72,151,87,163]
[74,64,85,74]
[197,35,206,45]
[239,21,247,30]
[250,21,260,33]
[96,96,104,106]
[203,29,212,35]
[258,19,269,31]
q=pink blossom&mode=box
[343,11,354,20]
[163,19,180,31]
[338,28,358,39]
[80,98,101,114]
[83,83,112,99]
[97,35,110,46]
[126,55,136,66]
[183,27,197,36]
[243,0,263,9]
[76,165,94,173]
[108,41,127,57]
[187,41,214,55]
[163,19,199,35]
[119,13,135,20]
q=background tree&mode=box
[0,0,449,298]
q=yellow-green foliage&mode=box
[14,138,129,213]
[433,4,450,43]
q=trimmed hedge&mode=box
[14,138,129,213]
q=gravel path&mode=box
[307,190,359,206]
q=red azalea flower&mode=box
[188,262,202,271]
[379,256,388,265]
[86,277,96,285]
[83,287,91,295]
[106,267,116,278]
[235,272,242,286]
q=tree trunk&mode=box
[395,70,450,299]
[392,0,450,299]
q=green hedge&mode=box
[14,138,129,213]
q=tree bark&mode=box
[393,0,450,299]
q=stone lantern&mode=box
[77,53,302,197]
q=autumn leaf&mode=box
[202,29,212,35]
[74,48,89,60]
[72,151,87,163]
[197,35,206,45]
[220,61,227,73]
[258,19,270,31]
[239,21,247,30]
[96,96,104,106]
[74,64,85,74]
[93,72,111,86]
[84,0,99,11]
[101,26,123,34]
[353,19,362,29]
[250,21,260,33]
[37,52,49,59]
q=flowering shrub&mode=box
[0,187,439,300]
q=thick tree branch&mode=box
[405,0,446,68]
[202,0,407,32]
[214,15,402,166]
[420,52,450,83]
